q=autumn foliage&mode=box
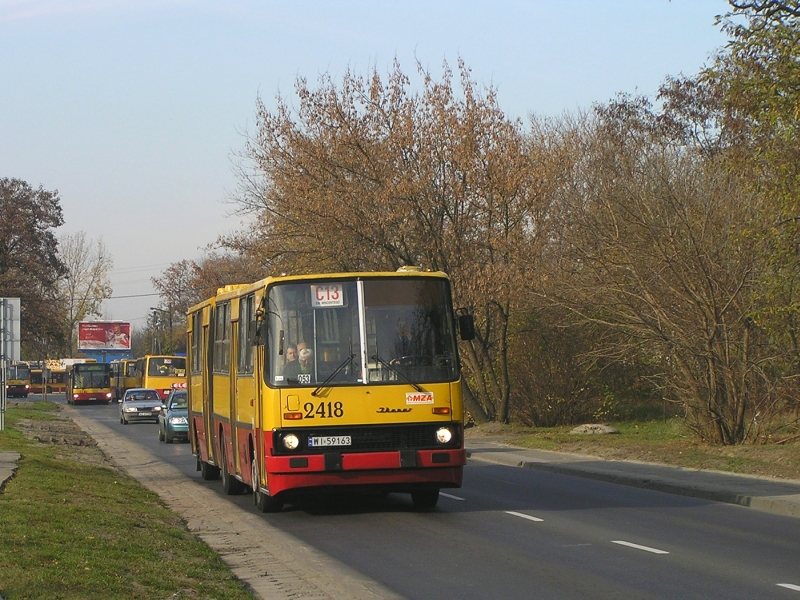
[150,2,800,444]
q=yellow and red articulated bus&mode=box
[132,355,187,400]
[66,362,113,405]
[187,268,475,512]
[5,361,31,398]
[110,358,138,400]
[30,360,67,394]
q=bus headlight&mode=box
[435,427,453,444]
[282,434,300,450]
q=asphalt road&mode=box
[40,394,800,599]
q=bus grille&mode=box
[272,422,462,455]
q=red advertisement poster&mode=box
[78,322,131,350]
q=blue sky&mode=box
[0,0,730,327]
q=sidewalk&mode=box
[0,451,20,492]
[466,438,800,518]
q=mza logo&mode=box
[405,392,434,405]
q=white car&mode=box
[119,388,163,425]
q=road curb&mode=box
[466,441,800,519]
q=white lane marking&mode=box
[439,492,465,501]
[505,511,544,522]
[777,583,800,592]
[611,540,669,555]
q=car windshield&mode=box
[129,391,159,401]
[170,394,188,408]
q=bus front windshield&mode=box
[7,364,30,380]
[268,278,459,387]
[74,366,110,388]
[148,357,186,377]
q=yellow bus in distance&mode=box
[110,358,137,400]
[66,362,113,405]
[5,361,31,398]
[188,268,475,512]
[133,355,187,401]
[30,360,67,394]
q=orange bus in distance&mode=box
[67,362,113,405]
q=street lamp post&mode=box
[150,307,171,354]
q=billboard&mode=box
[78,321,131,350]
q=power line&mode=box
[106,293,160,299]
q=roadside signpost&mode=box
[0,298,21,431]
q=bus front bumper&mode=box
[264,447,466,496]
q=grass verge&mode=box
[0,402,255,600]
[466,417,800,480]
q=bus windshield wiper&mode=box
[370,355,424,392]
[312,354,357,397]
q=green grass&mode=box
[473,416,800,480]
[0,402,256,600]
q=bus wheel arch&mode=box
[219,430,246,495]
[251,449,283,512]
[197,432,220,480]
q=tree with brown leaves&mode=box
[227,59,555,423]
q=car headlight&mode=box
[282,433,300,450]
[124,406,136,412]
[435,427,453,444]
[168,416,188,425]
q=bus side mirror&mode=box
[458,314,475,341]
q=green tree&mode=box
[0,178,67,358]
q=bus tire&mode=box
[197,435,220,480]
[220,444,246,495]
[200,459,220,480]
[411,489,440,510]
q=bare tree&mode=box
[228,59,556,423]
[543,104,778,444]
[57,232,113,354]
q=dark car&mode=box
[119,388,163,424]
[158,389,189,443]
